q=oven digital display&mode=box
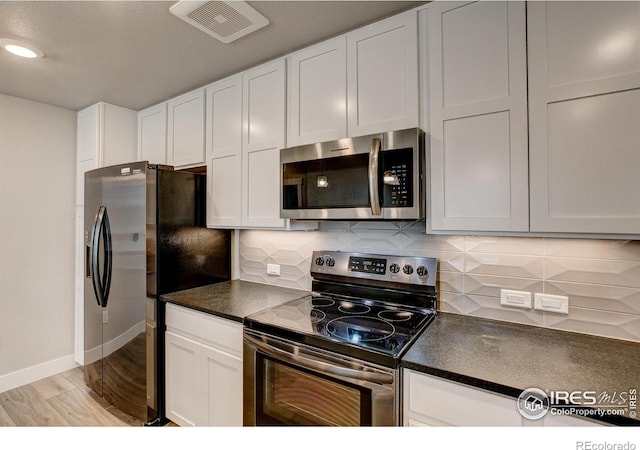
[349,257,386,275]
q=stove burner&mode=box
[377,310,414,322]
[338,301,371,315]
[326,316,395,343]
[310,296,335,308]
[309,309,326,322]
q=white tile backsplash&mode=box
[465,294,545,327]
[238,222,640,342]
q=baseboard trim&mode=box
[0,354,79,394]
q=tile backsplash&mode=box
[239,221,640,342]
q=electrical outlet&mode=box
[267,263,280,276]
[534,293,569,314]
[102,310,109,323]
[500,289,531,309]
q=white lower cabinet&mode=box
[403,369,601,427]
[403,369,523,426]
[165,303,243,427]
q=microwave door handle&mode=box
[368,137,382,216]
[244,333,394,385]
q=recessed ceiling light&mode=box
[0,38,44,59]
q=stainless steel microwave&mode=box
[280,128,424,220]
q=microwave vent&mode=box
[169,1,269,44]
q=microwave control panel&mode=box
[382,148,413,208]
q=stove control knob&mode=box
[403,264,414,275]
[389,263,400,274]
[325,256,335,267]
[417,266,428,278]
[315,257,325,266]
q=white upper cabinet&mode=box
[241,59,287,229]
[289,11,419,143]
[205,59,301,230]
[137,102,167,165]
[77,105,99,164]
[287,36,347,146]
[427,1,529,232]
[205,75,243,228]
[347,10,419,137]
[76,102,137,205]
[167,88,205,168]
[528,1,640,234]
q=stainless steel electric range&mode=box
[243,250,438,426]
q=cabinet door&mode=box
[77,105,100,204]
[101,103,138,167]
[288,36,347,146]
[206,76,243,228]
[201,345,243,426]
[427,1,528,232]
[138,102,167,164]
[347,10,418,137]
[167,89,205,168]
[77,104,100,164]
[165,331,201,427]
[242,59,286,228]
[403,369,523,426]
[528,1,640,234]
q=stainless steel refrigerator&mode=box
[84,161,230,425]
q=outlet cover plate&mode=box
[267,263,280,276]
[500,289,531,309]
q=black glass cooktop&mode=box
[244,293,436,367]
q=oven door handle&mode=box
[244,334,394,385]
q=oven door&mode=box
[243,330,398,426]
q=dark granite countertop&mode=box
[402,312,640,426]
[160,280,308,323]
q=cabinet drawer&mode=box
[165,303,242,356]
[406,370,522,426]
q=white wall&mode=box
[0,93,77,391]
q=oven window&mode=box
[256,354,371,426]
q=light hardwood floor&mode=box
[0,367,140,426]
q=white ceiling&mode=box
[0,1,426,111]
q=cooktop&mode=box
[244,251,439,368]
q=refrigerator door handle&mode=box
[102,207,113,307]
[90,206,113,308]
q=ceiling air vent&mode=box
[169,1,269,44]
